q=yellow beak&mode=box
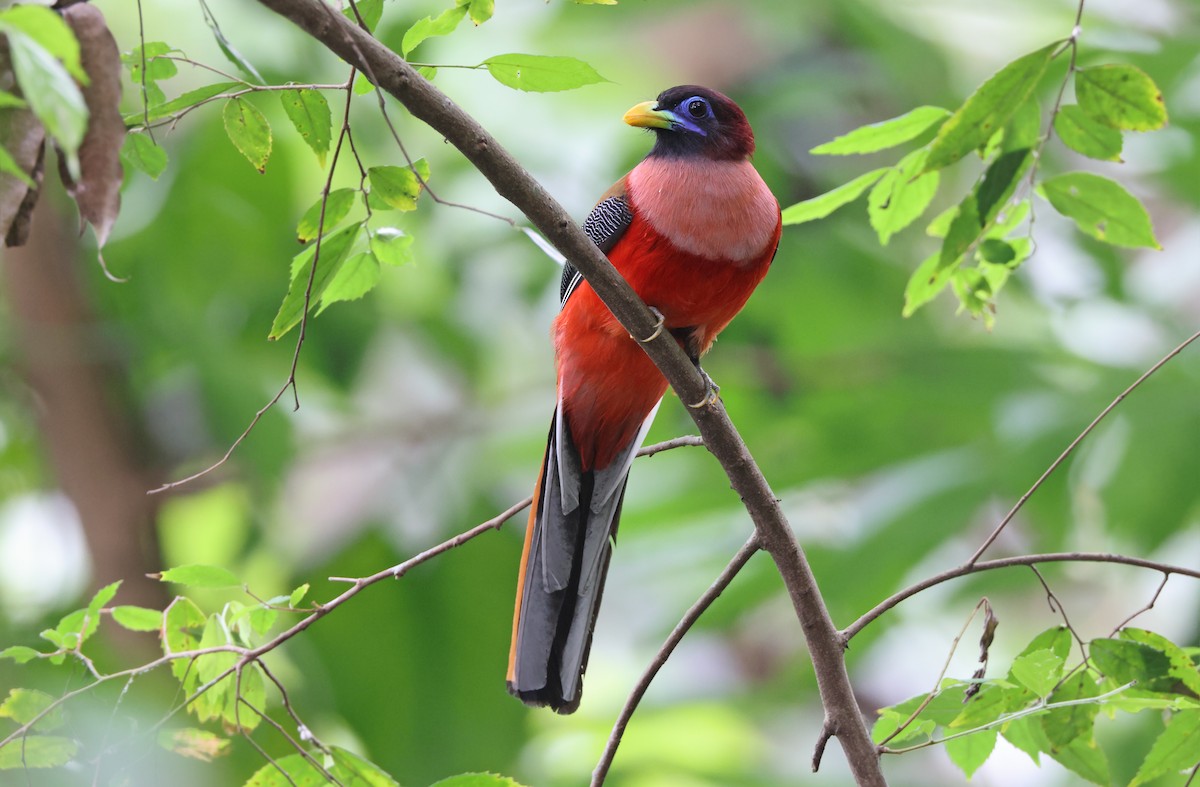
[623,100,675,130]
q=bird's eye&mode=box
[686,98,708,119]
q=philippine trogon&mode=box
[507,85,782,713]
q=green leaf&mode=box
[1041,670,1100,747]
[868,147,939,244]
[951,683,1022,729]
[1054,104,1123,162]
[368,160,430,211]
[925,42,1058,171]
[0,646,41,664]
[1047,736,1111,786]
[222,97,272,173]
[431,774,530,787]
[0,5,86,83]
[1121,629,1200,696]
[344,0,384,31]
[1090,637,1172,688]
[1131,710,1200,785]
[1038,172,1160,249]
[112,605,164,632]
[1000,97,1042,154]
[976,147,1032,225]
[224,661,265,731]
[201,7,263,84]
[194,615,236,724]
[354,73,376,95]
[872,710,935,746]
[82,581,121,643]
[903,252,953,316]
[0,89,26,109]
[780,168,888,225]
[244,745,401,786]
[280,89,332,167]
[938,195,981,272]
[945,729,997,779]
[157,564,241,588]
[119,133,168,180]
[127,82,240,125]
[1002,714,1053,764]
[319,252,381,313]
[162,597,206,685]
[369,227,414,266]
[5,30,88,159]
[0,689,63,731]
[401,6,468,57]
[0,735,78,769]
[811,106,950,155]
[460,0,495,25]
[288,583,310,608]
[0,143,33,187]
[122,42,175,85]
[270,223,363,340]
[1076,64,1167,132]
[297,188,357,243]
[418,66,437,81]
[482,54,608,93]
[247,605,278,637]
[978,238,1016,265]
[1009,649,1065,697]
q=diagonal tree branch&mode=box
[251,1,885,783]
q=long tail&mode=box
[507,404,657,713]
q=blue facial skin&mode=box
[656,95,713,137]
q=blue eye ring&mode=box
[684,97,709,119]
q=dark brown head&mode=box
[623,85,756,161]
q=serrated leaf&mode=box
[1002,714,1052,764]
[368,160,430,211]
[1039,172,1160,249]
[0,5,86,83]
[780,168,887,225]
[0,735,78,769]
[280,89,331,167]
[925,42,1058,172]
[811,106,950,155]
[951,683,1022,729]
[0,646,40,664]
[122,42,175,85]
[271,223,363,340]
[0,689,63,731]
[945,729,997,779]
[402,6,468,57]
[222,97,271,173]
[244,745,401,786]
[157,564,241,588]
[193,616,235,724]
[319,252,380,313]
[1047,736,1111,786]
[6,30,88,163]
[157,727,230,762]
[868,147,938,244]
[288,583,310,608]
[1090,637,1172,689]
[344,0,383,31]
[297,188,357,243]
[120,132,168,179]
[1055,104,1123,161]
[1121,628,1200,696]
[163,597,206,686]
[1130,710,1200,785]
[1042,670,1100,747]
[483,54,608,93]
[872,709,936,747]
[112,605,163,632]
[1010,649,1065,697]
[1076,64,1167,132]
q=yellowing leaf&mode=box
[222,97,271,173]
[280,88,332,167]
[1076,64,1167,132]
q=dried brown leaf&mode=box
[0,40,47,247]
[61,3,123,246]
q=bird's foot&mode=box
[687,366,721,409]
[633,306,666,344]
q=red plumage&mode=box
[508,86,781,712]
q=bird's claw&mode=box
[633,306,666,344]
[687,368,721,409]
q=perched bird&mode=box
[507,85,782,713]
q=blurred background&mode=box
[2,0,1199,784]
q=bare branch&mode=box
[592,533,760,786]
[843,552,1200,642]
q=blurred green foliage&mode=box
[2,0,1200,785]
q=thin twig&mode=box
[843,552,1200,642]
[591,533,761,786]
[1110,572,1170,635]
[966,327,1200,565]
